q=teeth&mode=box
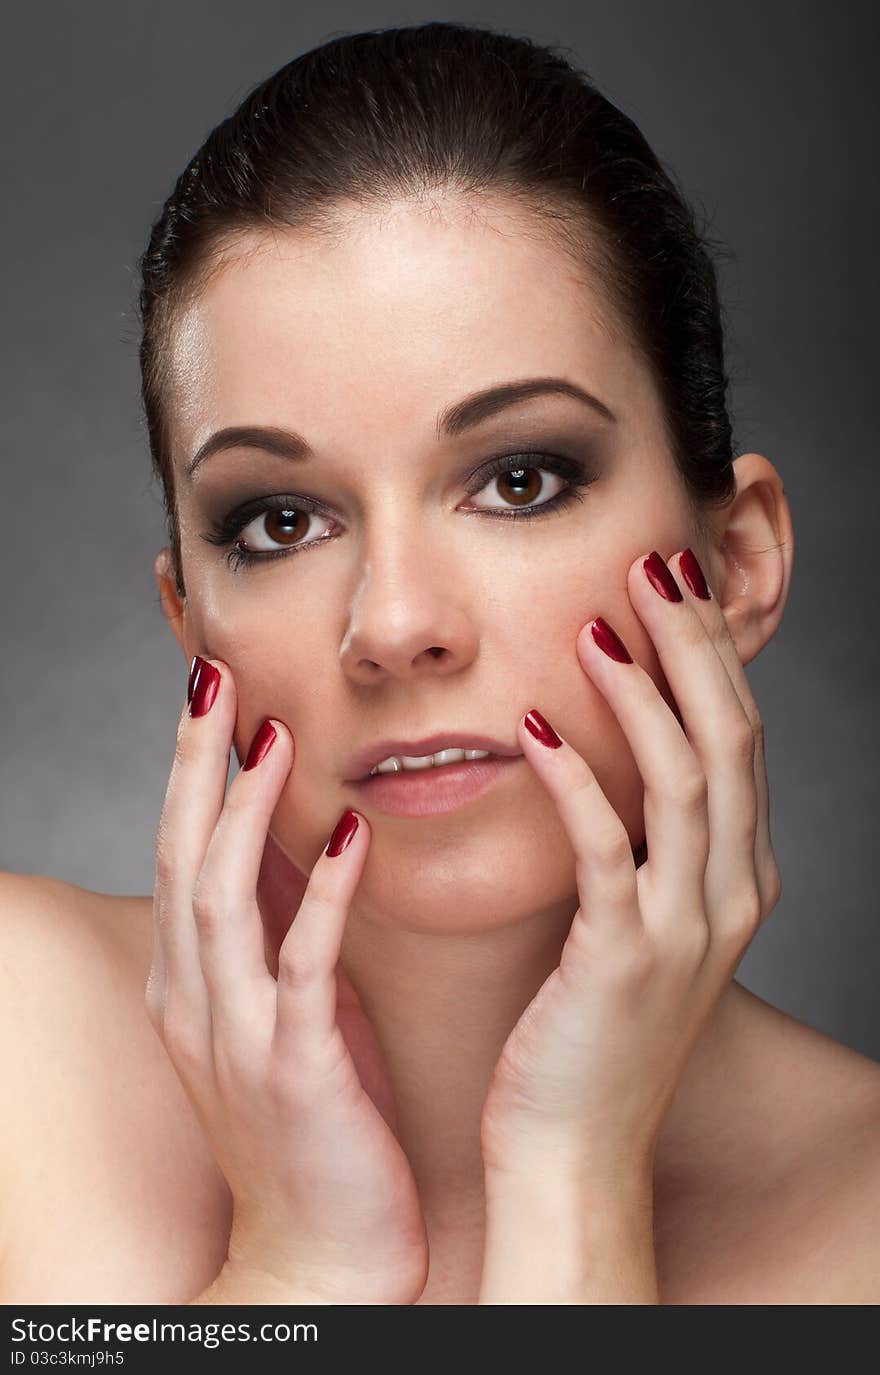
[369,748,490,777]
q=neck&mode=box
[332,894,751,1217]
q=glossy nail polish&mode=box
[591,617,633,663]
[644,550,683,602]
[679,547,712,599]
[243,719,277,771]
[189,661,221,717]
[326,809,359,857]
[187,655,204,704]
[523,709,563,748]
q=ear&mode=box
[707,452,795,667]
[154,547,192,661]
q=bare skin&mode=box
[0,872,878,1304]
[3,194,878,1304]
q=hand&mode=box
[479,547,783,1189]
[146,656,428,1305]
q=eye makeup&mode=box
[197,438,605,573]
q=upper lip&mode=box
[345,732,522,781]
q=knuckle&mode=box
[266,1072,297,1116]
[191,880,225,938]
[153,851,175,896]
[276,946,322,993]
[667,920,711,968]
[161,1004,205,1069]
[611,933,656,988]
[589,816,635,870]
[583,923,654,988]
[730,716,757,765]
[212,1037,252,1094]
[153,826,178,891]
[738,886,764,934]
[717,888,763,948]
[667,767,708,813]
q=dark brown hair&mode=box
[136,20,739,600]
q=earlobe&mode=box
[712,453,795,668]
[154,548,189,657]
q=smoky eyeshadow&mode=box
[187,420,612,516]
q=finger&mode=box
[273,809,371,1057]
[572,606,709,937]
[612,550,758,934]
[195,716,294,1039]
[149,690,195,1030]
[515,709,642,946]
[672,548,781,919]
[152,655,233,1050]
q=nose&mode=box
[338,539,479,684]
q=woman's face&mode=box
[163,196,711,933]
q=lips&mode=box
[344,731,522,782]
[348,752,522,818]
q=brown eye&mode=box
[239,506,333,553]
[204,451,594,572]
[497,467,542,506]
[469,464,568,512]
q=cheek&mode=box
[268,787,340,881]
[193,610,325,766]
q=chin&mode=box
[351,837,578,936]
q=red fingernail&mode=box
[325,809,359,857]
[187,655,204,704]
[189,661,221,717]
[243,718,277,771]
[644,550,683,602]
[523,709,563,748]
[679,548,712,599]
[591,617,633,663]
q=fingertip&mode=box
[522,707,565,750]
[188,658,223,718]
[266,718,294,752]
[324,808,363,858]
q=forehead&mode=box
[167,197,646,458]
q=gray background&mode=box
[2,3,877,1058]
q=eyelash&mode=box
[202,452,595,573]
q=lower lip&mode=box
[348,755,523,817]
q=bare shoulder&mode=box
[766,1085,880,1305]
[674,986,880,1304]
[771,1004,880,1304]
[0,870,155,1114]
[0,869,153,976]
[0,872,230,1302]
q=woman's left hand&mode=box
[480,547,783,1191]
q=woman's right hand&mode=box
[146,656,429,1305]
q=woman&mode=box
[2,21,878,1306]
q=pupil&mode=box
[500,468,540,503]
[266,509,305,544]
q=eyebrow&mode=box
[183,376,617,479]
